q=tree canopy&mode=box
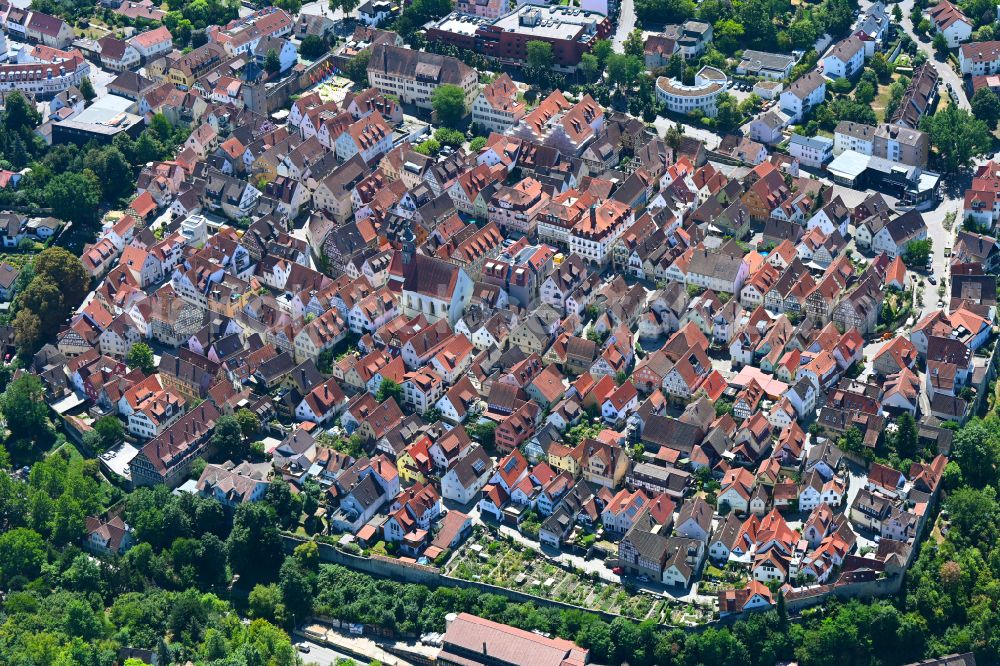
[921,105,993,172]
[431,85,467,127]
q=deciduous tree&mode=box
[127,342,156,374]
[431,84,466,126]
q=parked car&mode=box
[928,275,937,285]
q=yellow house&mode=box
[582,440,628,489]
[397,437,432,485]
[168,67,195,89]
[547,442,581,477]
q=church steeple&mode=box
[401,220,415,265]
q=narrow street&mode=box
[892,0,970,110]
[612,0,637,51]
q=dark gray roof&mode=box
[903,654,976,666]
[641,415,704,453]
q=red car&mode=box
[611,566,623,575]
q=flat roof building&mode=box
[655,66,727,118]
[425,6,612,69]
[51,94,144,145]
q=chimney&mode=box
[482,642,488,655]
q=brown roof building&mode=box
[438,613,588,666]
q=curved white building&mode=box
[655,65,727,118]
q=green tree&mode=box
[665,122,684,153]
[623,29,645,59]
[248,582,284,623]
[787,16,817,49]
[667,52,685,79]
[12,307,42,356]
[739,93,763,116]
[714,19,745,54]
[94,415,124,450]
[234,408,260,440]
[902,239,932,267]
[469,136,488,151]
[715,92,742,131]
[636,0,694,24]
[565,420,602,445]
[932,31,948,54]
[376,379,402,403]
[894,412,918,460]
[211,414,245,461]
[300,34,327,60]
[884,80,908,123]
[4,91,40,134]
[715,397,733,416]
[434,127,465,147]
[431,84,467,126]
[579,52,601,82]
[591,39,613,67]
[264,48,281,74]
[869,53,892,83]
[43,171,101,226]
[279,557,315,624]
[951,418,1000,487]
[892,4,902,21]
[698,0,733,23]
[525,40,554,83]
[468,420,497,448]
[79,76,96,102]
[1,374,50,444]
[35,247,89,308]
[227,503,284,580]
[0,527,46,583]
[265,479,302,529]
[945,486,999,547]
[127,342,156,374]
[413,138,440,156]
[738,0,777,49]
[854,80,876,105]
[606,53,629,89]
[344,49,371,85]
[50,492,86,546]
[972,86,1000,130]
[839,426,865,455]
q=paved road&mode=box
[612,0,637,51]
[292,639,358,665]
[88,65,116,100]
[892,0,969,110]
